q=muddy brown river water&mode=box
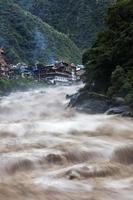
[0,85,133,200]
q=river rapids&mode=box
[0,85,133,200]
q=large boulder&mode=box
[68,91,110,114]
[68,91,133,117]
[106,106,133,117]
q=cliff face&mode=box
[0,48,8,67]
[15,0,114,49]
[82,0,133,108]
[0,0,81,64]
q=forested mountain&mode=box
[0,0,81,64]
[82,0,133,107]
[15,0,114,48]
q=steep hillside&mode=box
[0,0,81,64]
[82,0,133,107]
[15,0,114,49]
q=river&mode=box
[0,85,133,200]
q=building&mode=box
[76,64,85,81]
[36,61,77,84]
[10,63,37,79]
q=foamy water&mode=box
[0,85,133,200]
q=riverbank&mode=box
[79,0,133,117]
[68,89,133,117]
[0,78,45,97]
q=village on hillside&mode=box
[0,48,85,85]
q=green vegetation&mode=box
[15,0,114,49]
[0,0,81,65]
[0,77,36,96]
[82,0,133,107]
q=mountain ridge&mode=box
[0,0,81,64]
[14,0,114,49]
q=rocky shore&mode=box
[67,91,133,117]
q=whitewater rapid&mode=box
[0,85,133,200]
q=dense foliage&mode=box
[0,77,36,95]
[0,0,81,64]
[82,0,133,106]
[15,0,113,49]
